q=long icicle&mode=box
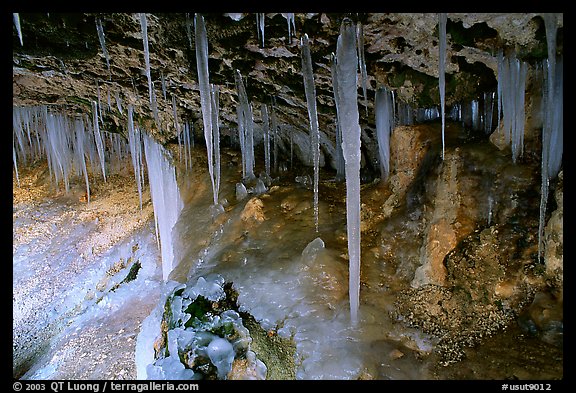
[301,33,321,233]
[356,22,368,117]
[336,18,362,325]
[92,101,107,182]
[195,14,218,206]
[13,13,23,46]
[140,13,154,106]
[211,84,221,205]
[438,13,447,160]
[375,87,393,181]
[96,17,111,80]
[262,103,271,177]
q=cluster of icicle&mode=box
[12,105,120,202]
[301,33,321,232]
[538,13,563,261]
[13,102,185,281]
[195,14,222,210]
[497,50,528,163]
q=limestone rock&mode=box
[240,197,266,224]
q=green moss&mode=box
[184,295,213,328]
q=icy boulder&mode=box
[207,337,235,379]
[141,274,266,380]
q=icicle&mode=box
[172,95,181,162]
[161,71,168,102]
[336,18,362,325]
[96,18,111,80]
[140,13,154,106]
[115,91,123,114]
[236,105,246,178]
[256,13,265,47]
[235,69,255,180]
[195,14,219,207]
[13,141,20,187]
[183,121,192,172]
[497,51,527,163]
[142,132,184,280]
[271,104,279,174]
[487,195,493,226]
[301,33,321,233]
[74,118,91,204]
[107,88,111,111]
[92,101,107,182]
[331,53,345,181]
[438,13,447,160]
[281,13,295,42]
[185,13,193,50]
[45,112,71,192]
[13,13,23,46]
[538,13,563,262]
[96,80,103,123]
[543,14,562,179]
[484,91,495,134]
[211,84,221,205]
[262,104,271,177]
[471,100,479,131]
[356,22,368,117]
[128,105,144,210]
[375,87,394,181]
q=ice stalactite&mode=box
[270,104,279,174]
[236,105,246,178]
[483,91,496,134]
[92,101,107,182]
[95,18,111,80]
[143,132,184,281]
[140,13,153,107]
[375,87,394,182]
[96,80,103,123]
[185,13,193,50]
[497,51,527,163]
[281,13,295,43]
[182,121,193,172]
[256,13,265,47]
[107,89,112,111]
[235,69,255,180]
[128,105,145,211]
[538,13,563,262]
[161,71,168,102]
[542,13,563,180]
[471,100,480,131]
[45,112,72,192]
[172,95,181,161]
[262,104,271,177]
[195,14,221,208]
[13,140,20,187]
[397,101,414,126]
[336,18,362,325]
[438,13,447,160]
[73,118,91,204]
[211,84,221,206]
[115,91,124,115]
[301,33,321,232]
[331,53,346,181]
[13,13,23,46]
[356,22,368,117]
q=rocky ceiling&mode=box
[12,12,563,147]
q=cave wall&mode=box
[12,12,563,162]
